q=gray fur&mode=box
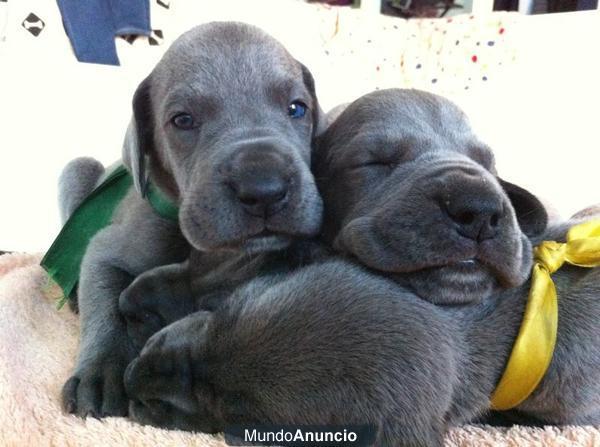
[119,239,329,351]
[122,22,324,252]
[123,250,600,446]
[315,89,547,305]
[122,89,600,445]
[313,89,600,425]
[124,260,455,446]
[61,22,324,418]
[58,157,105,223]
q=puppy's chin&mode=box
[397,263,497,305]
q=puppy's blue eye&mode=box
[172,113,195,130]
[288,101,307,119]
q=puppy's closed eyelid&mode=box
[348,162,397,174]
[345,149,403,170]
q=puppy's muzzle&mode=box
[435,169,506,243]
[225,143,292,218]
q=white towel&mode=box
[1,252,599,446]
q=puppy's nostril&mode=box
[239,196,259,207]
[442,195,504,242]
[266,189,287,205]
[490,213,500,227]
[454,211,475,226]
[231,175,290,217]
[275,190,287,201]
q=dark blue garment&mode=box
[578,0,598,9]
[56,0,151,66]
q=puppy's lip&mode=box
[252,229,282,238]
[241,233,292,253]
[450,258,480,271]
[243,224,321,246]
[435,260,490,280]
[425,253,525,289]
[342,214,529,289]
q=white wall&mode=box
[0,1,599,252]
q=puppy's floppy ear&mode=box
[299,62,327,138]
[122,76,154,197]
[499,179,548,237]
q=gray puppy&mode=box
[316,89,549,306]
[60,21,324,418]
[313,89,600,424]
[123,257,456,446]
[122,89,600,445]
[119,239,329,351]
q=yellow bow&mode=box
[490,219,600,410]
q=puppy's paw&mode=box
[123,317,220,433]
[61,355,129,418]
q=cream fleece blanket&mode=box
[1,253,600,446]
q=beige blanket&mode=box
[1,252,599,446]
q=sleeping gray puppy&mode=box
[122,89,600,444]
[60,21,324,418]
[316,89,548,305]
[312,89,600,424]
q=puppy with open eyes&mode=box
[58,21,325,418]
[122,89,600,446]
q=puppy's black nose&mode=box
[442,184,504,242]
[232,173,289,217]
[227,143,291,218]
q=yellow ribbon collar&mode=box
[490,219,600,410]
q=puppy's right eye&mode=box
[171,113,196,130]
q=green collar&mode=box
[146,182,179,221]
[41,164,178,308]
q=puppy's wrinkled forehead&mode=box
[151,22,303,100]
[322,89,495,170]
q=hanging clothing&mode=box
[55,0,151,65]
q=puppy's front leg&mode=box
[119,261,194,352]
[62,204,187,418]
[62,245,135,418]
